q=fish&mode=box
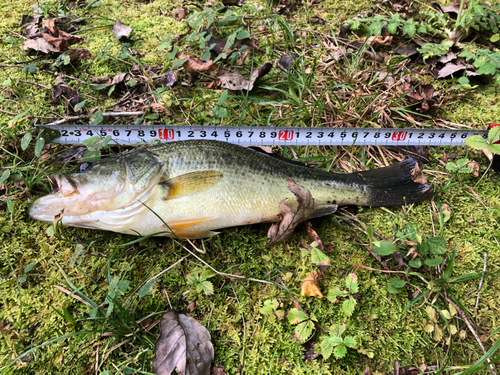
[29,140,433,239]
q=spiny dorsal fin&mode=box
[159,170,222,200]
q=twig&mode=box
[0,109,57,119]
[43,111,145,125]
[125,254,190,306]
[54,285,92,306]
[442,294,498,375]
[475,252,488,311]
[175,240,274,284]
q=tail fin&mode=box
[354,157,434,206]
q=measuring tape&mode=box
[38,125,489,146]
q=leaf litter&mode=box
[153,310,214,375]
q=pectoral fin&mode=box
[159,170,222,200]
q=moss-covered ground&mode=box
[1,0,500,374]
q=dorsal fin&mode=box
[159,170,222,200]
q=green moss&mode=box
[2,0,500,373]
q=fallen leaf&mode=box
[436,62,466,78]
[64,48,93,62]
[188,301,196,312]
[213,364,227,375]
[21,5,43,37]
[113,19,133,43]
[153,310,214,375]
[150,103,172,116]
[354,35,393,48]
[218,63,272,91]
[160,69,178,88]
[277,53,299,71]
[40,18,83,50]
[266,177,315,247]
[172,7,186,22]
[410,161,428,184]
[21,38,59,54]
[303,340,319,360]
[438,52,458,64]
[301,271,323,298]
[178,53,215,76]
[131,64,163,77]
[304,222,323,250]
[467,160,480,177]
[363,367,372,375]
[51,75,83,114]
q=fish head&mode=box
[29,151,162,227]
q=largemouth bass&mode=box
[29,140,433,238]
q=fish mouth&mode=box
[29,173,159,231]
[29,175,81,223]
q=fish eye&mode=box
[78,162,92,173]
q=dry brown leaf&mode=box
[213,364,227,375]
[266,177,315,247]
[173,7,186,22]
[301,271,323,298]
[178,53,215,76]
[277,53,298,71]
[304,222,323,251]
[42,31,82,50]
[303,340,319,361]
[41,18,58,34]
[21,38,59,53]
[411,161,428,184]
[150,103,172,116]
[112,19,133,43]
[153,310,214,375]
[467,160,480,177]
[355,35,393,48]
[64,48,93,62]
[160,69,178,88]
[218,63,272,91]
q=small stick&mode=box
[43,111,145,126]
[475,252,488,311]
[176,240,274,284]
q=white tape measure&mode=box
[38,124,488,146]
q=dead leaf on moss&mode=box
[266,177,315,247]
[112,19,133,43]
[303,340,319,360]
[301,271,323,298]
[41,18,83,50]
[304,222,323,251]
[160,69,178,88]
[172,7,186,22]
[64,48,93,62]
[21,38,59,53]
[213,364,227,375]
[353,35,393,48]
[153,310,214,375]
[467,160,480,177]
[21,5,43,37]
[51,75,83,115]
[150,103,172,116]
[178,53,215,76]
[277,53,299,71]
[219,63,272,91]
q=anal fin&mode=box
[165,216,219,239]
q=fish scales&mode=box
[29,140,433,238]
